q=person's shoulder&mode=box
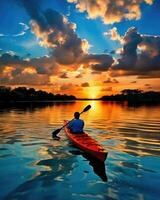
[79,119,84,123]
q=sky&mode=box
[0,0,160,98]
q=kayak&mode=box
[64,120,107,162]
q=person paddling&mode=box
[67,112,84,134]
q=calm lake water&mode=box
[0,101,160,200]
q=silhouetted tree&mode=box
[101,89,160,104]
[121,89,142,96]
[0,86,76,102]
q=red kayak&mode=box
[64,120,107,162]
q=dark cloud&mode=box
[0,52,60,86]
[81,82,89,87]
[75,73,83,78]
[83,54,114,72]
[60,72,68,78]
[17,0,114,71]
[91,71,102,75]
[103,49,108,53]
[111,27,160,78]
[0,53,57,76]
[103,78,119,83]
[0,70,50,86]
[0,53,26,67]
[110,50,116,55]
[17,0,47,31]
[113,27,142,70]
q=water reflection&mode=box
[4,149,77,200]
[3,146,107,200]
[0,101,76,113]
[69,150,107,182]
[0,101,160,200]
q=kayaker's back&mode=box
[67,119,84,133]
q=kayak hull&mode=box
[64,120,107,162]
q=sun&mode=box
[85,86,100,99]
[91,94,96,99]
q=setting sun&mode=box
[84,87,100,99]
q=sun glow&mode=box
[85,86,100,99]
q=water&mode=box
[0,101,160,200]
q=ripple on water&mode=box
[0,102,160,200]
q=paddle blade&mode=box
[52,128,62,137]
[82,105,91,113]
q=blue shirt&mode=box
[67,119,84,133]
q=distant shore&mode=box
[0,86,76,102]
[0,86,160,105]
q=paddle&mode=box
[52,104,91,138]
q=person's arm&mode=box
[67,120,73,129]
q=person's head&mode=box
[74,112,80,119]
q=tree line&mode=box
[101,89,160,104]
[0,86,76,101]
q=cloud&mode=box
[25,6,90,65]
[60,72,69,78]
[0,52,58,76]
[0,52,61,87]
[91,71,102,75]
[0,22,29,38]
[16,0,114,72]
[67,0,153,24]
[14,0,113,74]
[0,53,26,69]
[101,87,112,91]
[0,33,5,37]
[111,27,160,78]
[81,82,89,87]
[104,27,122,42]
[103,78,119,83]
[9,74,49,86]
[110,50,116,55]
[60,83,73,91]
[19,22,30,31]
[144,83,152,89]
[83,54,114,71]
[75,73,83,78]
[13,22,30,37]
[60,83,82,91]
[0,64,50,86]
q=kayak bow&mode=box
[64,120,107,162]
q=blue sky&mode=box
[0,0,160,97]
[1,0,159,57]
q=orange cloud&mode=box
[68,0,154,24]
[81,82,90,87]
[22,67,37,74]
[104,27,123,43]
